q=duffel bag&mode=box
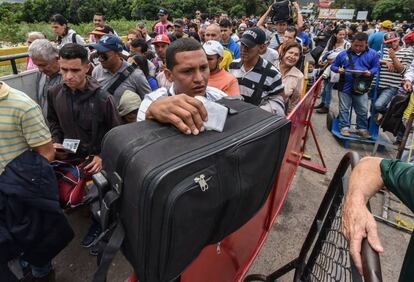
[52,160,92,208]
[93,98,291,282]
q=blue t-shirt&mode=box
[368,31,385,52]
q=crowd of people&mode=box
[2,3,414,281]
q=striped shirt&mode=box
[379,47,414,89]
[0,82,51,174]
[229,57,285,115]
[229,57,284,100]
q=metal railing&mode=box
[0,53,29,75]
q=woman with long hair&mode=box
[131,54,159,91]
[50,14,85,49]
[276,41,304,113]
[315,28,350,113]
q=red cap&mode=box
[153,34,171,45]
[404,31,414,45]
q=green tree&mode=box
[372,0,404,20]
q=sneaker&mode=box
[81,221,101,248]
[316,107,329,114]
[358,130,372,139]
[340,128,350,137]
[314,102,325,109]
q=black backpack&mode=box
[271,0,296,24]
[381,93,411,136]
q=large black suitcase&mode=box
[95,98,291,282]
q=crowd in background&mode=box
[2,3,414,281]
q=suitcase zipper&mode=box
[138,116,288,281]
[159,172,213,277]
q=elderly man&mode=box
[28,39,63,118]
[91,35,151,103]
[204,24,234,71]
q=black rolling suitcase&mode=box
[92,98,291,282]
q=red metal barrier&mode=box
[178,76,326,282]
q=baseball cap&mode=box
[404,31,414,45]
[203,40,224,57]
[384,32,400,44]
[158,8,168,15]
[89,26,112,36]
[118,90,141,117]
[174,19,184,27]
[240,27,266,48]
[381,20,393,29]
[91,34,123,53]
[152,34,171,45]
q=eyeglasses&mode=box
[97,52,109,61]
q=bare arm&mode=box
[33,141,55,162]
[342,157,385,275]
[293,2,303,31]
[257,5,273,30]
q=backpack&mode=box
[271,0,297,25]
[381,93,411,136]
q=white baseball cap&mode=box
[203,40,224,57]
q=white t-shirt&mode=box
[137,85,227,121]
[261,48,279,65]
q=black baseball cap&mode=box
[240,27,266,48]
[158,8,168,15]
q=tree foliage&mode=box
[2,0,414,24]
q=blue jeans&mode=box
[338,91,369,130]
[374,87,398,113]
[320,80,334,107]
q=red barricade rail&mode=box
[180,76,326,282]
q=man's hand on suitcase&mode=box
[146,94,208,135]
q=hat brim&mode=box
[240,37,257,48]
[204,49,222,57]
[89,31,106,36]
[90,44,112,53]
[384,37,400,44]
[153,40,170,45]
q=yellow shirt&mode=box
[403,92,414,120]
[220,49,234,71]
[0,82,51,174]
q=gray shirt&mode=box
[36,71,63,118]
[92,61,152,104]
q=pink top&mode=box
[154,21,173,35]
[26,57,38,71]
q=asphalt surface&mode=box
[52,90,411,282]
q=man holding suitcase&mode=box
[137,38,227,135]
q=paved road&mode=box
[53,91,411,281]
